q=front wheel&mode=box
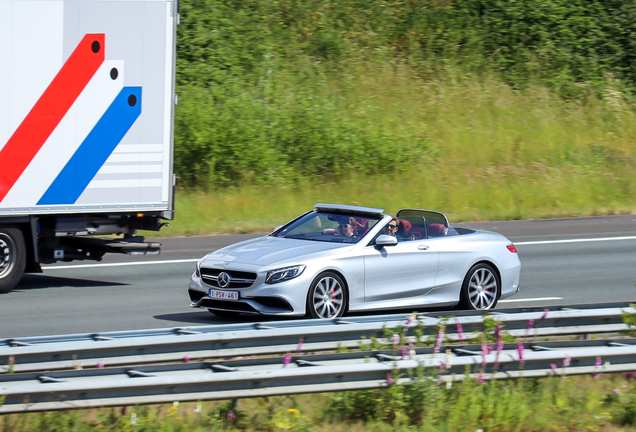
[0,226,26,294]
[306,272,348,319]
[458,263,500,310]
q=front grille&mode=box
[200,268,257,289]
[200,299,258,313]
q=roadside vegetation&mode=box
[166,0,636,236]
[4,373,636,431]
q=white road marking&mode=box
[40,235,636,270]
[515,236,636,245]
[43,259,198,270]
[499,297,563,303]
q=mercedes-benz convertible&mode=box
[188,204,521,319]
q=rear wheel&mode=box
[306,272,347,319]
[0,226,26,294]
[458,263,500,310]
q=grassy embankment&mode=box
[170,75,636,236]
[164,0,636,237]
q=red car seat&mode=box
[409,227,426,240]
[427,223,446,237]
[397,219,412,238]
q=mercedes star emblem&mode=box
[217,272,231,288]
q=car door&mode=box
[363,229,439,303]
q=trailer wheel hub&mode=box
[0,236,15,278]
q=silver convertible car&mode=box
[188,204,521,319]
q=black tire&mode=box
[306,271,348,319]
[208,309,241,318]
[458,263,500,310]
[0,226,26,294]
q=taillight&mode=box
[506,244,517,253]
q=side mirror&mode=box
[375,234,398,249]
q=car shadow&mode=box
[153,311,297,326]
[9,274,128,292]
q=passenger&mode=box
[350,217,368,235]
[323,219,357,238]
[382,217,399,237]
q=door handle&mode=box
[418,245,429,251]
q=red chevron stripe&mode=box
[0,34,105,202]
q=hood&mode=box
[204,236,353,266]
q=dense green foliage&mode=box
[174,0,636,189]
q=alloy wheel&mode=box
[467,267,498,310]
[312,276,344,318]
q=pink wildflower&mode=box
[439,362,445,373]
[387,375,394,386]
[227,412,236,419]
[401,347,407,360]
[434,326,445,353]
[495,337,503,369]
[97,362,105,369]
[405,314,415,327]
[392,333,400,348]
[478,374,485,383]
[297,338,304,353]
[436,379,442,386]
[183,356,191,363]
[481,342,488,367]
[551,364,557,371]
[563,356,571,368]
[526,319,535,330]
[494,324,501,339]
[7,357,14,364]
[614,388,621,394]
[455,320,465,343]
[540,309,548,321]
[283,353,292,367]
[517,341,525,364]
[594,374,600,380]
[595,357,602,368]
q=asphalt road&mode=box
[1,214,635,338]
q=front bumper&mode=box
[189,288,298,315]
[188,264,310,316]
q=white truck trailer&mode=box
[0,0,178,292]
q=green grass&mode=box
[4,373,636,432]
[161,74,636,237]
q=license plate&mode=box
[208,289,239,301]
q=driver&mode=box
[382,217,399,237]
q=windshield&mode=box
[273,211,381,243]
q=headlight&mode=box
[195,258,204,279]
[265,265,306,284]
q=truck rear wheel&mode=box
[0,226,26,293]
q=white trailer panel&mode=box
[0,0,176,216]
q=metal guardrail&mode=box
[0,303,633,374]
[2,338,636,413]
[2,302,631,347]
